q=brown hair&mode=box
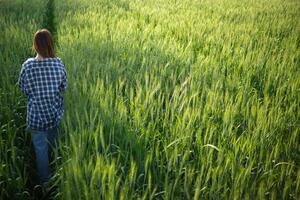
[32,29,55,58]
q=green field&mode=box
[1,0,299,199]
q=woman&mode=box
[18,29,67,185]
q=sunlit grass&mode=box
[54,0,299,199]
[1,0,299,199]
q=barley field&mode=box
[0,0,299,199]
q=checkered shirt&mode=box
[18,57,67,131]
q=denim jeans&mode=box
[31,127,58,184]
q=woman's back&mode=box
[19,57,67,130]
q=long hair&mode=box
[32,29,55,58]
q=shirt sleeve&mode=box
[59,68,67,92]
[18,64,29,96]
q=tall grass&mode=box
[1,0,299,199]
[0,0,45,198]
[53,0,300,199]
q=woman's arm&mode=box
[59,68,67,92]
[18,64,29,96]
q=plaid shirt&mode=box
[18,57,67,131]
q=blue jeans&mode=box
[31,127,58,184]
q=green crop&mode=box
[0,0,45,199]
[1,0,299,199]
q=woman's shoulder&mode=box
[44,57,63,63]
[22,57,35,68]
[55,57,65,67]
[55,57,63,63]
[22,57,64,68]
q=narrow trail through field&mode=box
[23,0,58,198]
[43,0,57,42]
